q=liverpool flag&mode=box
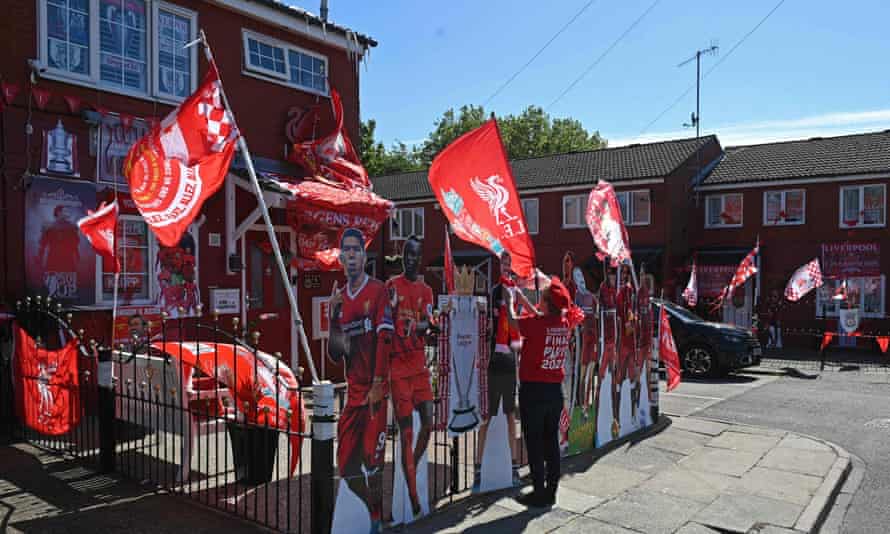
[585,181,632,267]
[784,258,823,302]
[682,257,698,307]
[428,119,536,278]
[124,65,238,247]
[77,200,120,272]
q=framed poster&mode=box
[209,288,240,315]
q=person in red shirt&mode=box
[597,267,620,438]
[573,267,598,419]
[38,205,81,297]
[385,236,434,517]
[328,228,393,534]
[506,276,583,508]
[615,263,636,436]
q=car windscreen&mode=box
[658,301,703,323]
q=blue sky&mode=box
[293,0,890,148]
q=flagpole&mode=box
[199,31,319,384]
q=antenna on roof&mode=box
[678,43,719,139]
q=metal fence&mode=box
[755,325,890,372]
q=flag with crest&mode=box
[784,258,823,302]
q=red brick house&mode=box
[371,136,723,298]
[0,0,375,379]
[690,131,890,347]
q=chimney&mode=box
[320,0,328,22]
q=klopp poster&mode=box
[25,177,96,304]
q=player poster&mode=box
[25,176,96,305]
[563,268,597,456]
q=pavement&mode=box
[411,414,853,534]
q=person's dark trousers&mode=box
[519,382,563,499]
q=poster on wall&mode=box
[96,114,150,187]
[41,120,80,177]
[821,242,880,278]
[25,176,96,304]
[156,226,201,318]
[112,305,162,346]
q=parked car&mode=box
[652,299,761,378]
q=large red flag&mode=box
[14,327,81,435]
[712,238,759,311]
[428,119,535,278]
[659,306,681,391]
[585,181,632,267]
[77,200,120,272]
[444,227,455,293]
[124,65,238,247]
[288,88,369,189]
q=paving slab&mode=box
[758,447,837,477]
[777,434,834,453]
[645,428,711,456]
[560,463,652,499]
[586,489,706,534]
[553,485,605,514]
[412,502,517,534]
[674,522,724,534]
[552,515,639,533]
[669,417,731,436]
[693,494,804,532]
[748,526,801,534]
[728,466,822,506]
[708,431,782,454]
[639,465,735,504]
[679,446,763,477]
[721,424,787,438]
[595,443,684,474]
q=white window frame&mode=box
[705,193,744,229]
[241,28,329,97]
[763,189,806,226]
[562,194,586,229]
[615,189,651,226]
[152,1,199,101]
[95,214,158,306]
[37,0,198,104]
[390,207,424,240]
[521,197,539,235]
[816,275,886,318]
[839,184,886,229]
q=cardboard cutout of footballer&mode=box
[329,229,393,534]
[387,237,434,524]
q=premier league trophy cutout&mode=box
[448,266,481,434]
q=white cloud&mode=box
[609,109,890,147]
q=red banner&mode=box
[586,181,632,267]
[428,119,536,278]
[124,65,238,247]
[659,307,681,391]
[15,328,81,435]
[697,265,735,298]
[821,241,880,278]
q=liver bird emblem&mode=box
[470,175,516,225]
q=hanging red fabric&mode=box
[14,327,82,435]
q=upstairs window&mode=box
[521,198,539,234]
[242,29,328,95]
[705,193,743,228]
[391,207,424,240]
[616,190,651,226]
[840,184,885,228]
[764,189,805,226]
[562,194,586,228]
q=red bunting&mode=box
[1,82,20,105]
[32,87,51,110]
[64,95,82,114]
[877,336,889,354]
[820,332,833,351]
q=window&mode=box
[40,0,197,101]
[705,193,743,228]
[562,194,586,228]
[816,276,886,318]
[839,184,885,228]
[99,217,154,304]
[242,30,328,95]
[616,190,651,226]
[391,207,424,239]
[763,189,805,226]
[521,198,539,234]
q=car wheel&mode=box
[683,345,718,378]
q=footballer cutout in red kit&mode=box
[328,228,392,533]
[385,236,434,520]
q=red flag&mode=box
[820,332,833,351]
[683,257,698,307]
[444,227,455,293]
[63,95,82,114]
[288,89,368,189]
[784,258,823,302]
[77,200,120,272]
[2,82,20,105]
[659,306,681,391]
[713,238,759,311]
[14,327,81,435]
[877,336,889,354]
[124,65,238,247]
[154,342,306,476]
[585,181,632,267]
[428,119,536,278]
[32,87,51,110]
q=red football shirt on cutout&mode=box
[386,275,433,379]
[518,314,570,383]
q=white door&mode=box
[722,280,752,329]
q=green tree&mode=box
[360,119,422,177]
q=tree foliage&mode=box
[360,105,606,176]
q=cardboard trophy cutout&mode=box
[446,267,481,434]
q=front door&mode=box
[722,280,752,330]
[244,228,296,366]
